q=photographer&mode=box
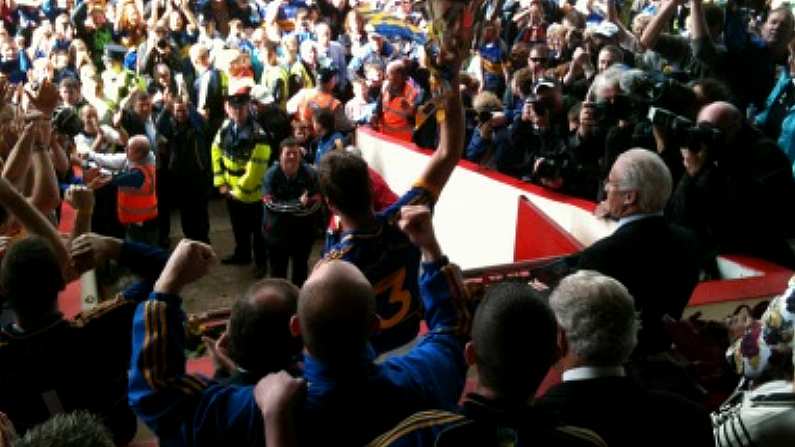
[696,101,795,268]
[464,91,510,169]
[138,24,181,79]
[506,93,568,180]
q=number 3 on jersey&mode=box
[374,268,413,330]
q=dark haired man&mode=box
[318,53,466,354]
[129,206,470,446]
[370,282,605,447]
[0,233,170,444]
[262,138,321,286]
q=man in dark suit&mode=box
[574,148,704,357]
[535,270,714,447]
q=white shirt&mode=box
[562,366,626,382]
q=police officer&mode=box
[212,82,271,277]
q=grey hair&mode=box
[614,148,672,213]
[590,64,626,101]
[15,411,114,447]
[549,270,639,366]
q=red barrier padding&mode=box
[514,195,583,261]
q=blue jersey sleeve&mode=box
[380,260,469,411]
[128,292,263,446]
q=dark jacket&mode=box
[370,393,606,447]
[573,216,704,355]
[535,376,714,447]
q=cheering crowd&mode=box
[0,0,792,444]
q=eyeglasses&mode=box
[529,57,548,63]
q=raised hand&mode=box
[24,79,59,115]
[154,239,217,294]
[70,233,123,274]
[64,184,95,213]
[254,371,306,420]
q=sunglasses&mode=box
[529,57,548,63]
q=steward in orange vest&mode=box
[287,64,354,133]
[84,135,158,244]
[377,60,419,142]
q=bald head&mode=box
[126,135,150,163]
[298,260,376,365]
[697,101,742,138]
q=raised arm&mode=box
[640,0,680,51]
[128,240,265,444]
[28,121,61,215]
[2,121,36,188]
[63,185,94,241]
[0,175,69,275]
[381,205,470,408]
[415,69,464,198]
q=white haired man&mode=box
[535,270,713,447]
[575,149,705,357]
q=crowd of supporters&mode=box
[0,0,792,444]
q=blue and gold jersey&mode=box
[323,186,434,354]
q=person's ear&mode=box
[464,341,477,367]
[623,190,637,207]
[289,314,301,337]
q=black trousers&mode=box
[269,237,313,286]
[226,197,267,266]
[158,171,211,245]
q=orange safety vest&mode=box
[298,90,341,123]
[117,162,158,225]
[381,82,418,142]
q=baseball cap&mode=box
[533,78,558,95]
[593,21,620,39]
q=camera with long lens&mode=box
[476,110,493,125]
[52,106,83,137]
[524,96,547,116]
[648,106,722,152]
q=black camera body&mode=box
[52,107,83,137]
[476,110,493,125]
[648,106,722,152]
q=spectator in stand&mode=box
[639,0,726,81]
[287,63,352,133]
[754,40,795,174]
[0,227,170,444]
[190,43,225,137]
[314,21,348,96]
[535,270,714,447]
[128,210,469,446]
[465,91,510,168]
[372,59,420,142]
[339,9,366,59]
[371,281,606,447]
[202,278,303,386]
[347,24,394,82]
[57,77,86,112]
[311,108,344,167]
[258,40,290,109]
[691,0,794,111]
[289,39,318,96]
[477,20,509,97]
[156,95,211,244]
[574,149,704,359]
[262,138,321,285]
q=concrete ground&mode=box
[165,197,323,315]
